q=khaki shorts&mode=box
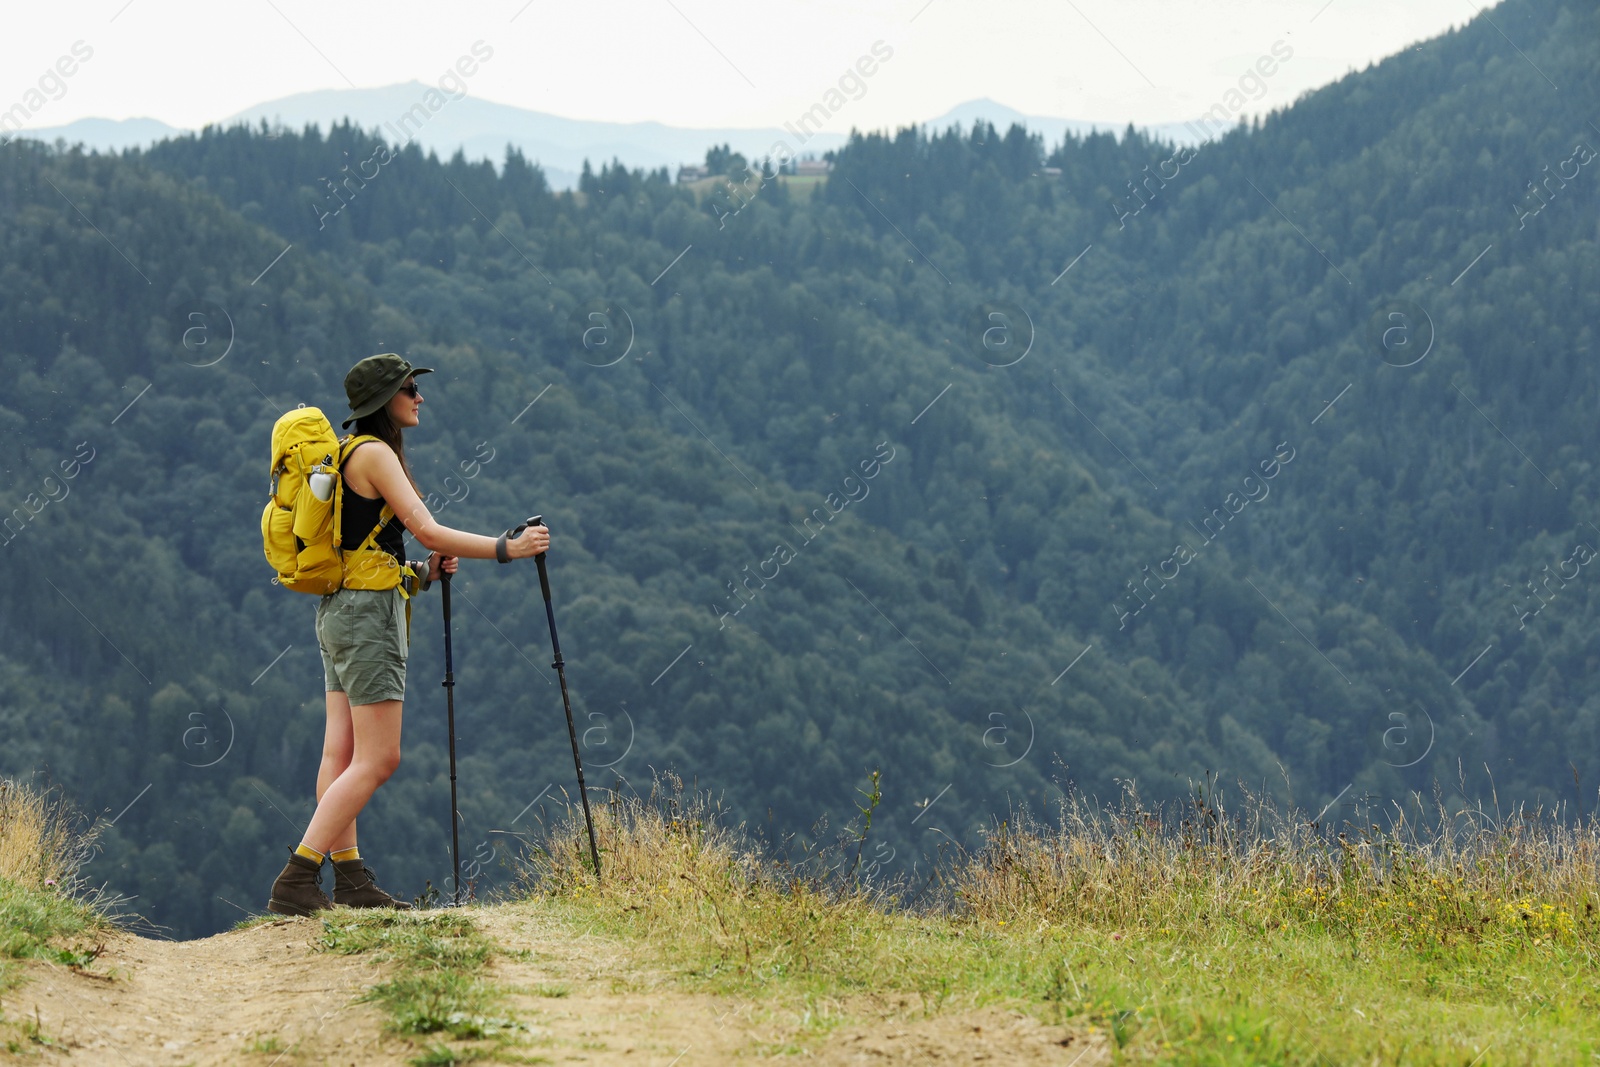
[317,587,408,706]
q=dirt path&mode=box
[6,905,1107,1065]
[477,904,1106,1064]
[8,918,398,1065]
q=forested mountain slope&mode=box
[0,0,1594,937]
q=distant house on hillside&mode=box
[794,159,831,177]
[676,164,708,183]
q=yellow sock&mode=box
[294,843,325,863]
[330,847,360,863]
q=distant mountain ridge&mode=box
[11,116,186,153]
[17,90,1204,189]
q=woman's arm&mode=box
[360,442,547,560]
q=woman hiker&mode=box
[267,353,548,915]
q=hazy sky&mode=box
[5,0,1478,133]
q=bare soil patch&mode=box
[6,918,399,1065]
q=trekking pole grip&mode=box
[506,515,554,603]
[522,518,564,667]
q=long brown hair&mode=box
[353,405,419,492]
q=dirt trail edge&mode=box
[7,903,1108,1065]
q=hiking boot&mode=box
[332,858,412,910]
[266,850,331,917]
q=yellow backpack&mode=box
[260,406,411,596]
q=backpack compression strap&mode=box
[350,503,394,557]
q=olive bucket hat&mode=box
[342,353,433,428]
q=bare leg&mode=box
[318,691,357,854]
[301,699,404,854]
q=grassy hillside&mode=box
[5,778,1598,1063]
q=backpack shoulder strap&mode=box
[337,434,395,556]
[339,433,383,463]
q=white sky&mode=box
[4,0,1478,132]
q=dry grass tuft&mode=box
[0,778,97,893]
[523,772,1600,956]
[522,773,901,989]
[951,779,1600,948]
[524,773,769,901]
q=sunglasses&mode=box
[398,381,421,398]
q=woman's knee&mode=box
[362,747,401,785]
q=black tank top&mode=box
[341,442,405,563]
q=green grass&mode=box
[317,909,535,1065]
[0,878,103,983]
[244,1032,286,1055]
[0,879,106,1052]
[2,1005,59,1056]
[520,774,1600,1064]
[406,1042,490,1065]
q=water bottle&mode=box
[309,466,335,501]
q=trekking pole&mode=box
[506,515,602,881]
[442,571,462,906]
